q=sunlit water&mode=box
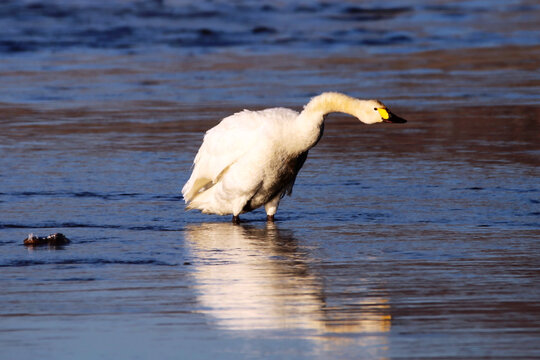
[1,1,539,359]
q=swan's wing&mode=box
[182,108,298,202]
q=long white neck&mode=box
[302,92,365,119]
[290,92,371,153]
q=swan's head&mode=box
[356,100,407,125]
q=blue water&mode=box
[1,1,539,359]
[1,0,538,53]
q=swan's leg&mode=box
[231,194,251,225]
[264,195,281,222]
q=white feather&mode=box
[181,92,405,220]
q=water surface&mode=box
[1,0,539,359]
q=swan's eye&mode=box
[377,108,389,120]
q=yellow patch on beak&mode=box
[377,108,389,120]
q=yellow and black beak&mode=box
[377,108,407,124]
[383,111,407,124]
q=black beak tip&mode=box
[385,112,407,124]
[391,116,407,124]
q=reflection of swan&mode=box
[182,92,406,223]
[185,223,391,337]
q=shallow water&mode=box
[1,0,540,359]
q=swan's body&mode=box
[182,92,406,223]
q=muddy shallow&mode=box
[1,1,539,359]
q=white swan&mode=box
[182,92,406,223]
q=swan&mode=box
[182,92,406,223]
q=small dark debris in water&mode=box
[183,262,192,266]
[24,233,70,246]
[198,28,215,37]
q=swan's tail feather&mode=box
[184,185,229,215]
[182,163,234,203]
[182,177,213,203]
